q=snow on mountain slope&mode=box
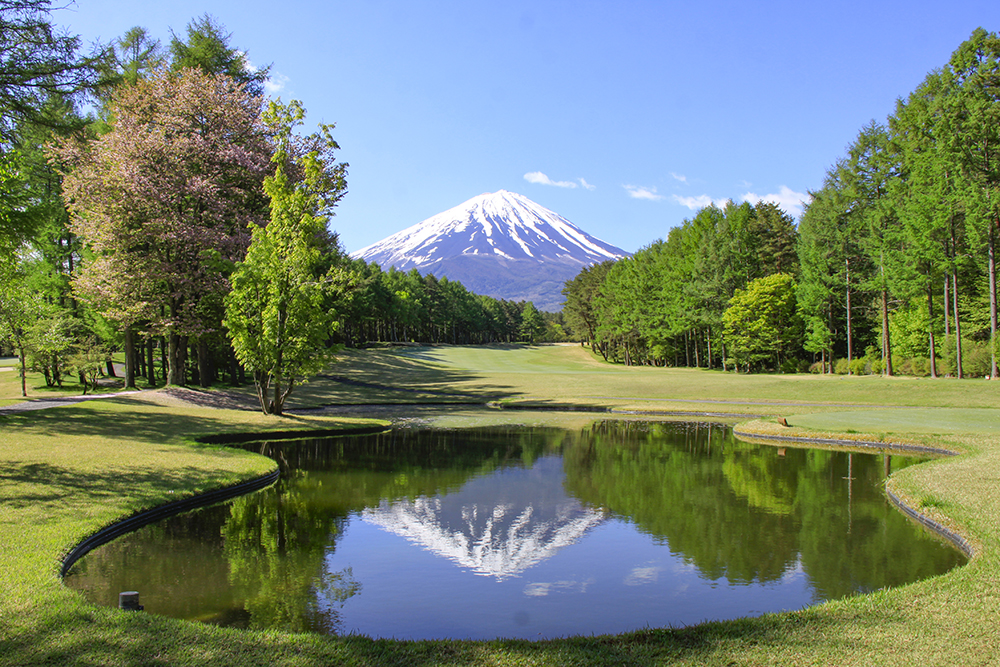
[354,190,626,270]
[351,191,628,311]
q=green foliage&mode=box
[169,14,269,96]
[518,301,545,343]
[565,199,801,369]
[224,100,347,415]
[723,273,801,372]
[0,0,102,142]
[65,336,108,394]
[98,26,164,92]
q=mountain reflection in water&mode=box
[64,421,966,640]
[362,456,607,580]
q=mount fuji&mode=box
[352,190,629,311]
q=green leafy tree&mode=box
[940,28,1000,378]
[842,121,904,376]
[519,301,545,343]
[224,99,348,416]
[723,273,801,372]
[66,336,107,394]
[0,149,29,251]
[169,14,269,96]
[562,260,615,348]
[0,254,38,395]
[796,167,859,373]
[97,26,164,93]
[0,0,101,142]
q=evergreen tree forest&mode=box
[564,28,1000,378]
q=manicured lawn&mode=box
[300,343,1000,414]
[3,345,1000,665]
[788,408,1000,435]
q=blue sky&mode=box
[57,0,1000,254]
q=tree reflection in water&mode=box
[64,421,964,637]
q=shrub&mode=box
[850,357,868,375]
[898,356,931,377]
[834,358,850,374]
[964,341,994,378]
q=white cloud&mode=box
[671,194,728,210]
[264,72,290,95]
[243,54,289,96]
[624,565,663,586]
[524,171,578,188]
[669,172,688,184]
[523,579,592,597]
[741,185,808,218]
[624,184,664,201]
[578,177,596,191]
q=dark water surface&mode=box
[65,421,965,640]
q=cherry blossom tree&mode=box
[57,66,271,385]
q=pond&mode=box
[64,420,965,640]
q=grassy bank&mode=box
[3,345,1000,665]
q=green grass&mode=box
[4,345,1000,665]
[787,408,1000,435]
[298,344,1000,415]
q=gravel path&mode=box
[0,391,141,416]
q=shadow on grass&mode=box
[291,349,517,407]
[0,603,871,667]
[0,396,336,445]
[0,458,243,513]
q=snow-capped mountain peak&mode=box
[351,190,628,311]
[353,190,625,270]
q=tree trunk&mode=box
[123,327,137,389]
[990,222,998,379]
[167,333,186,385]
[160,336,168,383]
[881,285,893,377]
[927,282,937,378]
[146,337,156,387]
[706,328,713,369]
[197,339,211,388]
[846,258,853,376]
[18,344,26,397]
[951,270,964,378]
[944,275,950,338]
[229,346,241,386]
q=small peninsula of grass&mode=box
[3,344,1000,665]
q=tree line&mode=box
[564,28,1000,378]
[0,3,554,413]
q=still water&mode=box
[65,421,965,640]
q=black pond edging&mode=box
[495,403,767,419]
[286,401,485,413]
[193,424,390,444]
[733,427,975,560]
[885,488,976,559]
[60,468,279,578]
[61,424,392,578]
